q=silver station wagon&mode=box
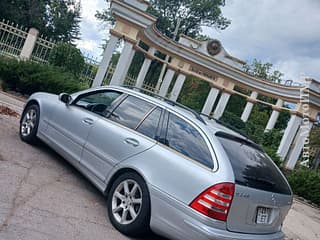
[20,86,293,240]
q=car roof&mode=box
[90,85,249,140]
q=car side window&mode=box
[109,95,155,129]
[165,113,213,168]
[136,107,162,139]
[74,90,122,116]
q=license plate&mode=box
[256,207,270,224]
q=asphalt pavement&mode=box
[0,90,319,240]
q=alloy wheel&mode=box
[21,108,37,137]
[111,179,143,225]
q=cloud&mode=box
[274,57,320,82]
[77,39,99,52]
[203,0,320,81]
[76,0,109,59]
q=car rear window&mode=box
[216,132,291,195]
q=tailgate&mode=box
[227,184,292,234]
[216,132,293,234]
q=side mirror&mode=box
[59,93,72,105]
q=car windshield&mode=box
[216,132,291,195]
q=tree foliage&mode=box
[243,59,283,84]
[0,0,81,42]
[49,43,85,77]
[96,0,230,39]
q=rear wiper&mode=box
[243,176,276,186]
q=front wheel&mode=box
[20,104,40,144]
[107,172,151,237]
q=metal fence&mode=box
[0,20,27,58]
[0,19,158,90]
[31,35,56,64]
[0,19,104,87]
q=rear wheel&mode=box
[107,172,151,237]
[20,104,40,144]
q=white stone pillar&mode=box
[110,40,134,86]
[277,114,302,159]
[241,91,258,122]
[20,28,39,60]
[135,47,156,88]
[169,73,186,101]
[265,99,284,131]
[285,122,313,169]
[201,87,220,115]
[213,91,232,119]
[159,68,175,97]
[92,35,119,87]
[120,47,136,85]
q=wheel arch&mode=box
[21,99,40,122]
[104,167,148,196]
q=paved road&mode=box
[0,91,319,240]
[0,113,167,240]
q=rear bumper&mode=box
[149,185,285,240]
[183,218,285,240]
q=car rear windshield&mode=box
[216,132,291,195]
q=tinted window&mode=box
[217,132,291,195]
[137,107,162,139]
[75,91,121,115]
[166,113,213,168]
[109,96,154,129]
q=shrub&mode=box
[287,169,320,205]
[49,43,85,77]
[264,146,282,168]
[0,57,84,95]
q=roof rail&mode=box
[122,85,207,125]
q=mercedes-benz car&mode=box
[19,86,293,240]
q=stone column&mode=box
[213,91,232,119]
[135,47,156,88]
[120,47,136,85]
[110,40,134,86]
[92,34,119,87]
[285,122,313,169]
[241,91,258,122]
[201,87,220,115]
[20,28,39,60]
[159,68,175,97]
[265,99,284,131]
[277,114,302,159]
[169,73,186,101]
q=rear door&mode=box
[81,95,160,182]
[216,132,292,234]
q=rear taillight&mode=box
[190,183,235,221]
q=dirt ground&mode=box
[0,91,319,240]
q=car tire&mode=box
[19,104,40,144]
[107,172,151,237]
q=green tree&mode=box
[178,76,210,112]
[45,0,81,42]
[96,0,230,39]
[243,59,283,84]
[49,43,85,77]
[0,0,81,42]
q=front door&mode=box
[46,90,123,163]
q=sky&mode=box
[76,0,320,82]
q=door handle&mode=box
[82,118,94,125]
[124,138,139,147]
